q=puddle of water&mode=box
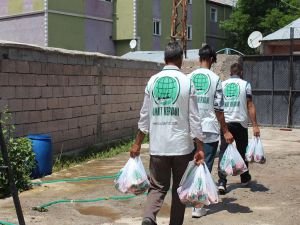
[76,205,121,220]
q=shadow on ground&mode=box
[226,180,269,193]
[207,197,252,215]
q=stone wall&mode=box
[182,54,241,80]
[0,42,161,154]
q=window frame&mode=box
[187,25,192,40]
[153,18,162,36]
[210,7,218,22]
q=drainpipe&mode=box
[133,0,137,39]
[133,0,140,50]
[44,0,48,47]
[204,0,207,45]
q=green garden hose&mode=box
[31,173,149,212]
[0,221,17,225]
[32,193,145,212]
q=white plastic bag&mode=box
[254,137,266,164]
[114,156,150,195]
[177,161,219,207]
[246,137,266,164]
[245,137,256,162]
[220,144,248,176]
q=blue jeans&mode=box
[203,141,219,172]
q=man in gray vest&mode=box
[188,44,234,218]
[218,62,260,194]
[130,41,205,225]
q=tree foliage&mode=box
[221,0,300,54]
[0,108,35,198]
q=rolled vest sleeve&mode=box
[214,79,224,112]
[246,82,252,99]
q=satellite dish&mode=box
[248,31,263,48]
[129,39,137,49]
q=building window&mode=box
[187,25,192,40]
[188,0,192,4]
[210,7,217,22]
[153,19,161,36]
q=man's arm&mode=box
[246,82,260,136]
[130,93,150,158]
[216,111,234,143]
[247,98,260,137]
[214,79,234,143]
[189,84,205,165]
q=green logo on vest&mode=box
[192,73,211,95]
[152,76,180,106]
[224,83,240,100]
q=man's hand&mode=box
[194,149,205,165]
[253,125,260,137]
[224,130,234,144]
[130,130,145,158]
[193,138,205,165]
[130,143,141,158]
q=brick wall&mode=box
[0,42,162,154]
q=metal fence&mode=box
[243,55,300,128]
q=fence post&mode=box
[271,56,274,126]
[287,27,294,127]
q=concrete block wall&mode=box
[99,59,159,143]
[0,42,162,154]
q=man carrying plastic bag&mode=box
[218,63,261,194]
[177,162,219,207]
[130,41,205,225]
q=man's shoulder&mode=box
[149,70,187,81]
[190,68,219,79]
[222,77,249,86]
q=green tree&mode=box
[221,0,300,54]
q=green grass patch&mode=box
[52,135,149,172]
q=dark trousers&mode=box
[218,122,251,184]
[203,141,219,172]
[143,152,193,225]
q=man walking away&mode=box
[130,41,205,225]
[218,62,260,194]
[188,44,234,218]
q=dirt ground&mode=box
[1,127,300,225]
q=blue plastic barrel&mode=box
[28,134,52,178]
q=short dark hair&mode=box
[230,63,243,75]
[199,44,217,63]
[164,41,183,63]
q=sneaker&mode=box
[241,175,252,186]
[141,218,154,225]
[218,182,227,195]
[192,207,207,218]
